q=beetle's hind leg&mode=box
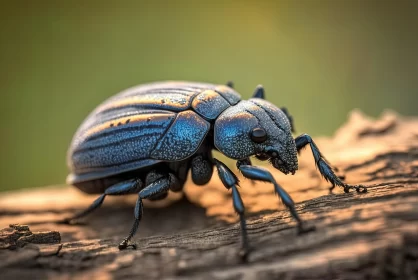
[118,171,177,250]
[61,178,142,224]
[295,133,367,193]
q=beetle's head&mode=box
[214,99,298,175]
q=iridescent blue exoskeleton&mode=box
[65,81,367,258]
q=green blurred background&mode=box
[1,0,417,192]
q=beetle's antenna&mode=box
[252,85,265,99]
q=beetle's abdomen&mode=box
[68,111,174,182]
[67,81,241,186]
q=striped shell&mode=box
[67,81,241,185]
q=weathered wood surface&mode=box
[0,110,417,280]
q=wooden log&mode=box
[0,110,417,280]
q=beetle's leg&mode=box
[226,81,234,88]
[146,169,183,195]
[294,131,346,186]
[252,85,265,99]
[147,191,169,201]
[295,133,367,193]
[236,158,256,186]
[148,172,184,199]
[118,192,143,250]
[280,107,295,133]
[191,155,214,186]
[237,161,315,234]
[62,178,142,224]
[238,158,252,166]
[119,175,172,250]
[214,159,249,261]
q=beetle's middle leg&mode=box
[295,133,367,193]
[62,178,142,224]
[214,159,249,261]
[280,107,295,133]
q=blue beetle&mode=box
[65,81,367,257]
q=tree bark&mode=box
[0,110,417,280]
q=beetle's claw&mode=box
[343,184,368,194]
[343,186,351,193]
[238,247,250,263]
[355,185,368,193]
[118,239,137,250]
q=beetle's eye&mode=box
[251,128,267,143]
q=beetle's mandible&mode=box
[65,81,367,258]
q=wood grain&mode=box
[0,110,417,280]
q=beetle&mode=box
[65,81,367,258]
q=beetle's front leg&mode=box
[237,158,258,186]
[237,161,315,234]
[214,159,249,261]
[295,134,367,193]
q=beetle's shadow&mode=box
[57,195,215,242]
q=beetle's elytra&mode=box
[65,81,367,258]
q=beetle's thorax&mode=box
[214,99,298,175]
